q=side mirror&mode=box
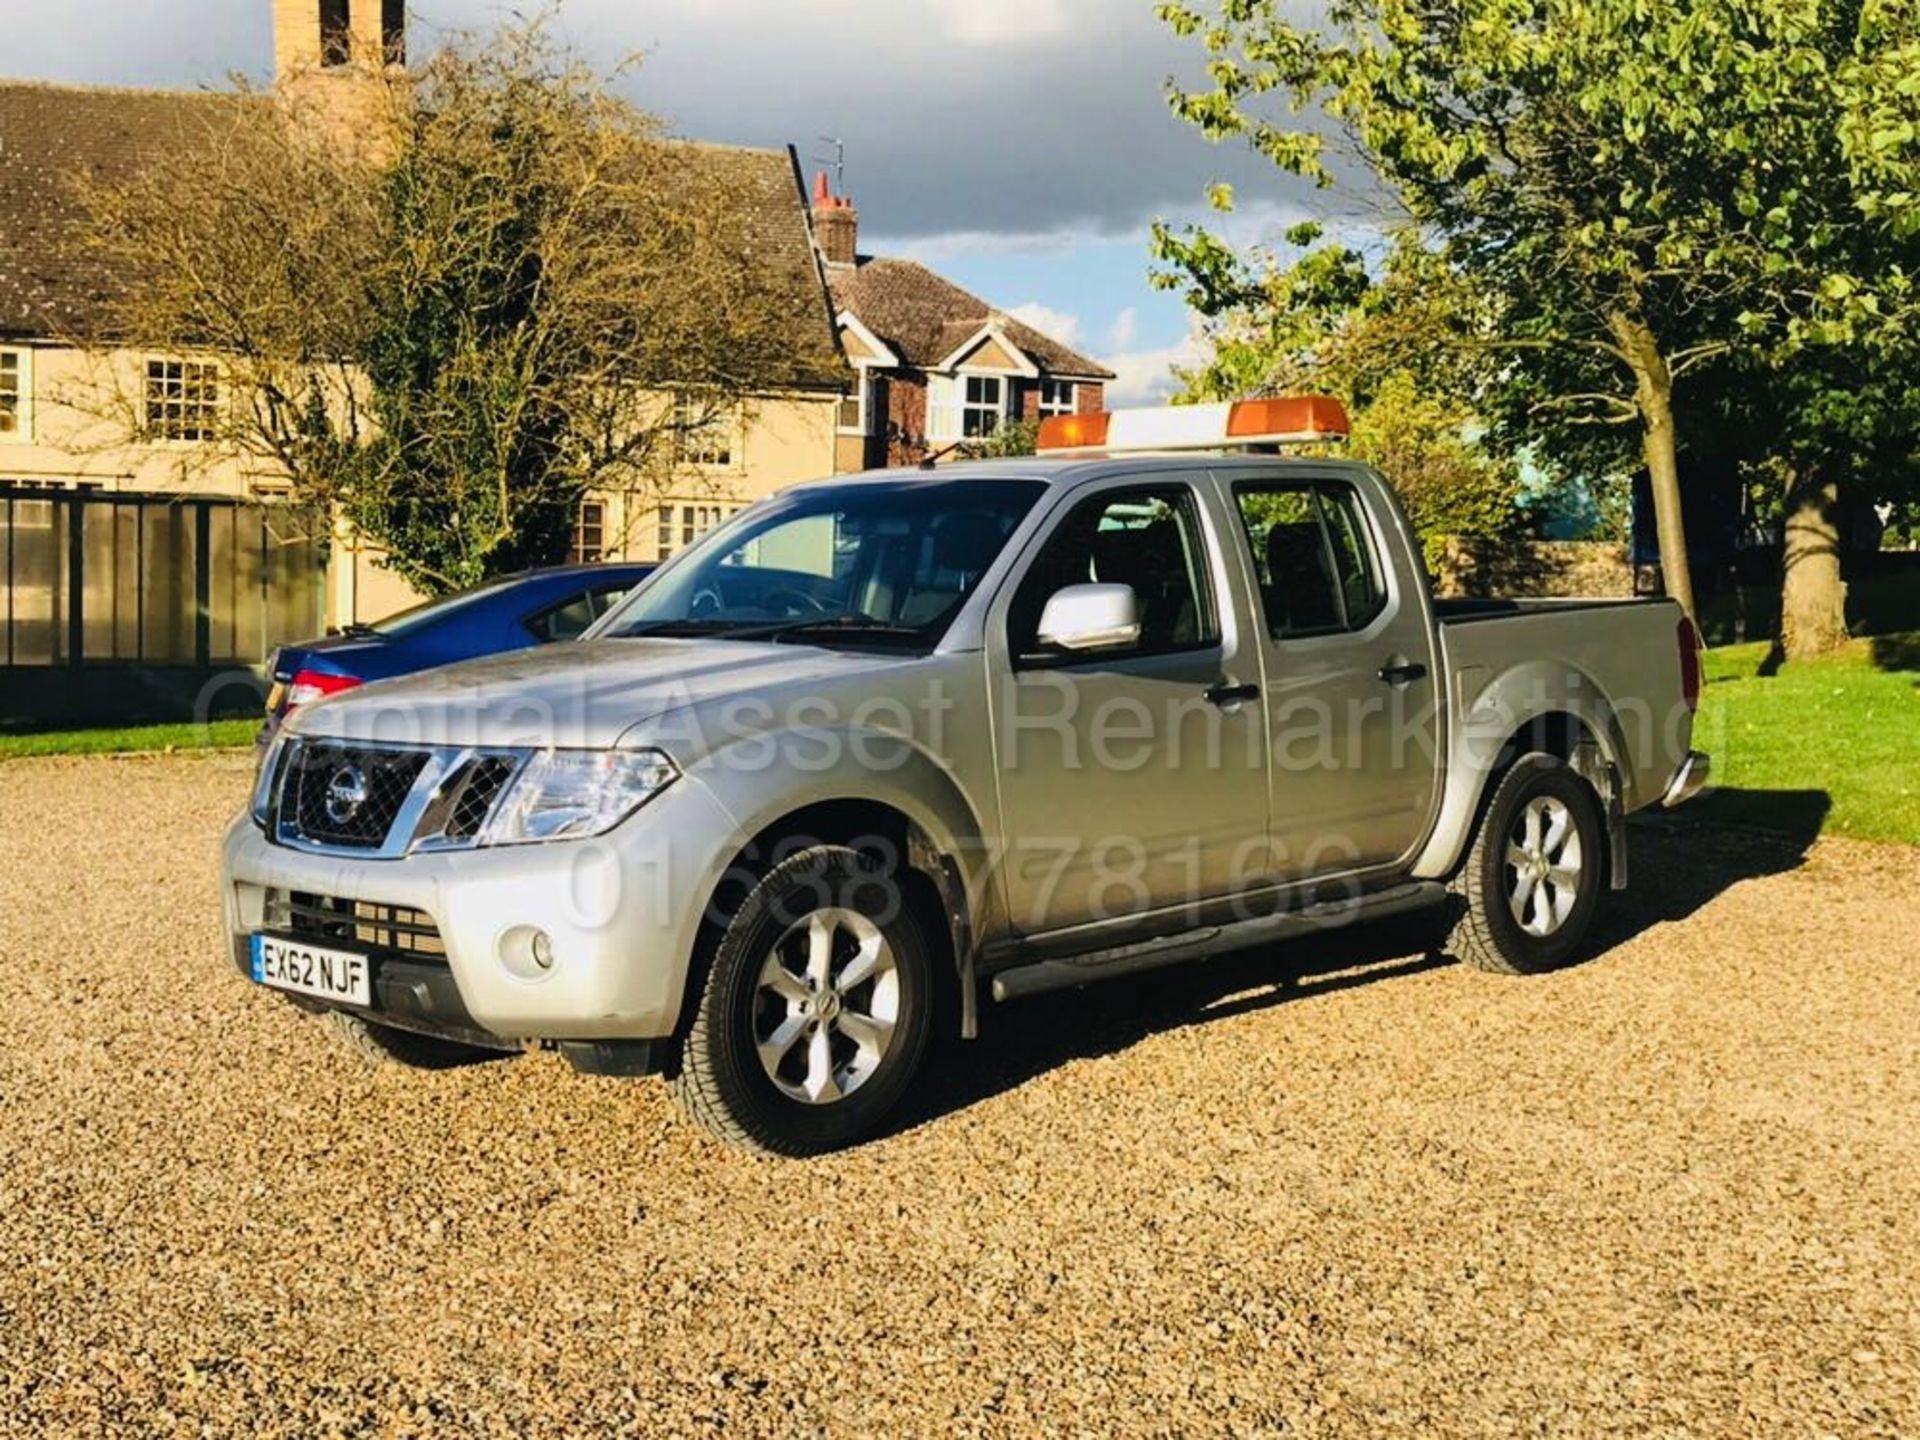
[1035,583,1141,653]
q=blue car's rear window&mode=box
[366,578,525,639]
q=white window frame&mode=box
[0,347,33,443]
[960,373,1006,439]
[572,499,607,565]
[838,368,881,437]
[1037,377,1079,419]
[653,500,744,562]
[144,356,222,444]
[673,394,741,471]
[927,371,1008,443]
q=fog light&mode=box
[499,925,558,982]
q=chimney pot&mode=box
[811,170,859,267]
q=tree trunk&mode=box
[1780,466,1849,660]
[1609,313,1696,619]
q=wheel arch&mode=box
[684,787,985,1045]
[1415,680,1631,888]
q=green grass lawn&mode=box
[0,718,261,760]
[1692,631,1920,845]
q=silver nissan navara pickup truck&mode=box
[223,398,1709,1155]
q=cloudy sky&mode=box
[9,0,1342,401]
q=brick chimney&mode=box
[811,170,859,268]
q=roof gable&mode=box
[835,309,899,367]
[938,326,1038,377]
[825,256,1115,381]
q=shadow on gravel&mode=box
[904,911,1460,1137]
[900,791,1830,1135]
[1591,789,1830,951]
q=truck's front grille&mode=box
[444,755,518,839]
[282,742,430,849]
[266,739,523,856]
[268,889,446,959]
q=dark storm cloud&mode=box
[596,0,1311,241]
[6,0,1322,245]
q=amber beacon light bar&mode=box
[1035,396,1352,456]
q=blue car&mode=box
[263,562,655,732]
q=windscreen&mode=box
[600,478,1044,649]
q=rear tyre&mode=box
[324,1009,503,1070]
[1442,753,1605,976]
[671,844,935,1157]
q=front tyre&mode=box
[671,845,935,1156]
[1442,753,1606,976]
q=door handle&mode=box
[1377,661,1428,686]
[1203,681,1261,707]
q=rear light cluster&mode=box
[284,669,361,711]
[1677,617,1703,714]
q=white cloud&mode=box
[927,0,1069,46]
[1107,307,1139,352]
[870,226,1107,263]
[1101,324,1212,407]
[1004,302,1081,348]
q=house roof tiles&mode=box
[0,82,844,388]
[826,256,1115,381]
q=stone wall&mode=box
[1433,537,1636,599]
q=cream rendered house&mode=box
[0,1,848,726]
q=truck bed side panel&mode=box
[1411,600,1693,880]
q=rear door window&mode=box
[1233,482,1385,637]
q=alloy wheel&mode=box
[752,907,900,1104]
[1505,795,1585,938]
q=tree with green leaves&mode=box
[1159,0,1915,637]
[1152,221,1522,565]
[86,19,822,595]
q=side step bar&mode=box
[990,881,1447,1003]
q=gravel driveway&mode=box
[1,753,1914,1436]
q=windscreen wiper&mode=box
[612,619,743,638]
[615,614,925,644]
[765,614,928,645]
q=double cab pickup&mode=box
[224,398,1709,1154]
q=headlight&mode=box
[479,748,678,846]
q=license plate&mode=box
[250,934,372,1007]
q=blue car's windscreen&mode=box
[600,479,1045,648]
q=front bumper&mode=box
[1662,749,1711,808]
[220,773,744,1042]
